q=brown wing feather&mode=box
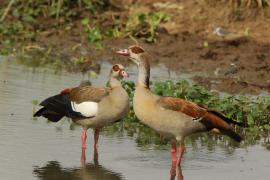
[207,109,245,126]
[61,88,72,95]
[157,97,206,119]
[158,97,242,142]
[60,86,111,103]
[70,86,111,103]
[157,97,232,131]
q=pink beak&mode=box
[116,49,129,56]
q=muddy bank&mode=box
[34,32,270,95]
[1,0,270,94]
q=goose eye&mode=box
[119,70,128,77]
[112,65,120,72]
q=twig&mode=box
[129,34,139,45]
[0,0,16,22]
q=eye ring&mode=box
[112,65,120,72]
[119,69,128,77]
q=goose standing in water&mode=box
[116,46,245,172]
[34,64,130,153]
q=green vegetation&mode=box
[81,18,102,48]
[33,80,270,150]
[79,11,170,46]
[1,0,269,57]
[0,0,108,54]
[0,0,169,57]
[0,0,108,21]
[105,80,270,149]
[152,80,270,128]
[126,12,170,42]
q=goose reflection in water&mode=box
[170,163,184,180]
[33,148,123,180]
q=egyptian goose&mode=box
[34,64,130,151]
[116,46,244,168]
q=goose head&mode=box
[116,45,150,87]
[110,64,128,79]
[116,45,145,66]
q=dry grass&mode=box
[229,0,270,8]
[204,0,270,8]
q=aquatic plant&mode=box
[106,80,270,150]
[35,80,270,150]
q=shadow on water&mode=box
[33,148,123,180]
[33,161,123,180]
[33,147,185,180]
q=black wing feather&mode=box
[34,94,86,122]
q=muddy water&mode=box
[0,57,269,180]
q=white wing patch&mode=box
[71,101,98,117]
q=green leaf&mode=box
[31,99,39,106]
[81,18,89,26]
[22,15,35,22]
[203,41,209,48]
[12,9,20,17]
[247,114,255,126]
[137,13,146,22]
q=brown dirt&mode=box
[103,34,270,95]
[10,0,270,94]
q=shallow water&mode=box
[0,57,269,180]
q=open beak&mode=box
[116,49,129,56]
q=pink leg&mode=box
[80,147,86,167]
[171,142,177,163]
[94,129,100,149]
[177,165,184,180]
[170,142,177,178]
[93,144,99,165]
[176,144,184,166]
[81,128,87,149]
